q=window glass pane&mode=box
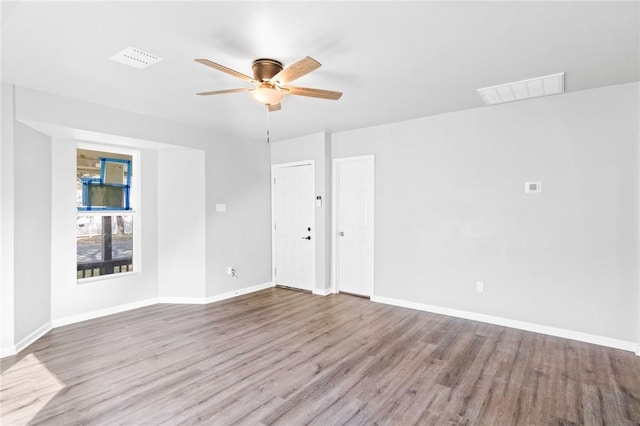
[77,216,103,262]
[112,216,133,259]
[77,149,132,210]
[77,215,134,279]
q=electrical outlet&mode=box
[476,282,484,293]
[227,267,238,279]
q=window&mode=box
[77,148,136,280]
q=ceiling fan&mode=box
[194,56,342,111]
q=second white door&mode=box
[334,156,374,297]
[272,163,315,291]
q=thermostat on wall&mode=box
[525,181,542,193]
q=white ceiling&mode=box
[2,1,638,142]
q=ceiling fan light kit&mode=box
[195,56,342,111]
[251,84,286,105]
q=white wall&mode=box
[14,85,271,296]
[1,83,16,353]
[14,87,213,152]
[13,122,51,342]
[205,139,272,296]
[332,82,639,343]
[0,85,271,349]
[158,149,206,299]
[5,78,635,354]
[271,132,331,291]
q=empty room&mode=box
[1,1,639,424]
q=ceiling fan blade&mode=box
[283,86,343,100]
[196,88,251,96]
[272,56,321,84]
[268,103,282,112]
[194,59,256,83]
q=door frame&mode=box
[331,155,375,296]
[271,160,316,291]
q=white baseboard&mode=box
[7,285,636,358]
[0,345,16,358]
[15,321,52,355]
[205,281,274,303]
[371,295,638,354]
[313,287,333,296]
[1,321,52,358]
[157,296,207,305]
[50,283,275,330]
[2,283,277,358]
[158,282,275,305]
[51,298,158,328]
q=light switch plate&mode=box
[216,203,227,212]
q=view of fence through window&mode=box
[76,216,133,278]
[77,148,134,279]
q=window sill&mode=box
[77,210,137,216]
[77,270,139,284]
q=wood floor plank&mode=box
[1,288,639,425]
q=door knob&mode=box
[338,231,344,236]
[301,236,311,240]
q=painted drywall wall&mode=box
[271,132,331,290]
[324,133,332,293]
[12,85,271,310]
[13,122,52,342]
[140,149,159,303]
[205,138,272,296]
[14,86,214,151]
[14,88,273,299]
[1,83,16,353]
[158,149,206,299]
[332,82,639,342]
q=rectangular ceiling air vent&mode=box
[110,46,162,70]
[524,181,542,194]
[477,72,564,105]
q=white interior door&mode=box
[272,163,315,291]
[334,156,374,297]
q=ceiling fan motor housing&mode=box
[252,59,283,82]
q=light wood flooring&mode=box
[2,288,639,425]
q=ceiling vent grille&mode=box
[524,181,542,194]
[477,73,564,105]
[110,46,162,69]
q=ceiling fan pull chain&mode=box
[266,106,270,144]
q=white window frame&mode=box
[76,142,141,283]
